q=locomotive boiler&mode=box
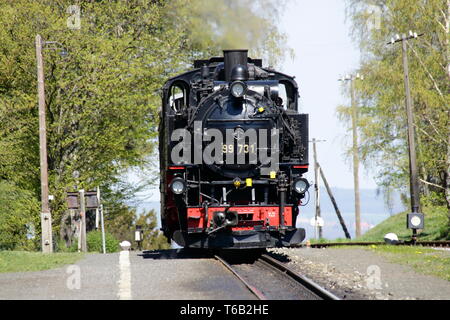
[159,50,309,249]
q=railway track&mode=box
[307,240,450,249]
[214,253,340,300]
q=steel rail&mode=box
[214,255,267,300]
[259,254,340,300]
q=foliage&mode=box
[56,238,78,252]
[86,230,119,253]
[105,207,170,251]
[339,0,450,227]
[0,250,83,273]
[170,0,293,67]
[134,209,171,250]
[104,203,136,245]
[0,0,291,249]
[0,181,40,250]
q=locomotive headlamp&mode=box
[230,81,247,98]
[170,177,187,195]
[293,178,310,194]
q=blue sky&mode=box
[279,0,378,189]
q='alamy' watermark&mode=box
[170,121,279,175]
[366,4,382,31]
[66,265,81,290]
[366,265,382,290]
[67,5,81,30]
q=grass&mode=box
[0,251,84,273]
[368,245,450,281]
[358,206,449,242]
[331,245,450,281]
[309,237,356,244]
[309,205,449,244]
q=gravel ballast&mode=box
[269,247,450,300]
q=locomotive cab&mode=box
[159,50,309,249]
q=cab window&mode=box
[279,80,297,111]
[168,82,188,113]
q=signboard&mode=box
[66,191,99,209]
[85,191,99,209]
[66,192,79,209]
[310,216,324,227]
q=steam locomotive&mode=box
[159,50,309,249]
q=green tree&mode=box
[0,0,186,237]
[339,0,449,233]
[0,181,40,250]
[170,0,293,67]
[104,207,169,251]
[0,0,291,248]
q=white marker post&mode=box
[100,204,106,254]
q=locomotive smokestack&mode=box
[223,49,248,82]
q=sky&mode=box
[278,0,378,189]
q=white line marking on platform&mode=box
[118,250,132,300]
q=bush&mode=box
[55,238,79,253]
[0,181,40,250]
[86,230,120,253]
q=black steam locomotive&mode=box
[159,50,309,249]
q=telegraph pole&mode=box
[319,165,351,239]
[311,138,326,239]
[339,73,363,237]
[389,31,424,241]
[36,34,53,253]
[402,36,420,214]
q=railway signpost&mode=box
[66,187,105,253]
[309,216,324,228]
[338,73,363,238]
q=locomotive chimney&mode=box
[223,49,248,82]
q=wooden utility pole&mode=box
[36,34,53,253]
[319,165,351,239]
[388,32,424,241]
[388,32,424,236]
[401,36,421,215]
[339,74,363,237]
[350,79,361,238]
[446,1,450,235]
[312,138,325,239]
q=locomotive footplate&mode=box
[173,228,305,249]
